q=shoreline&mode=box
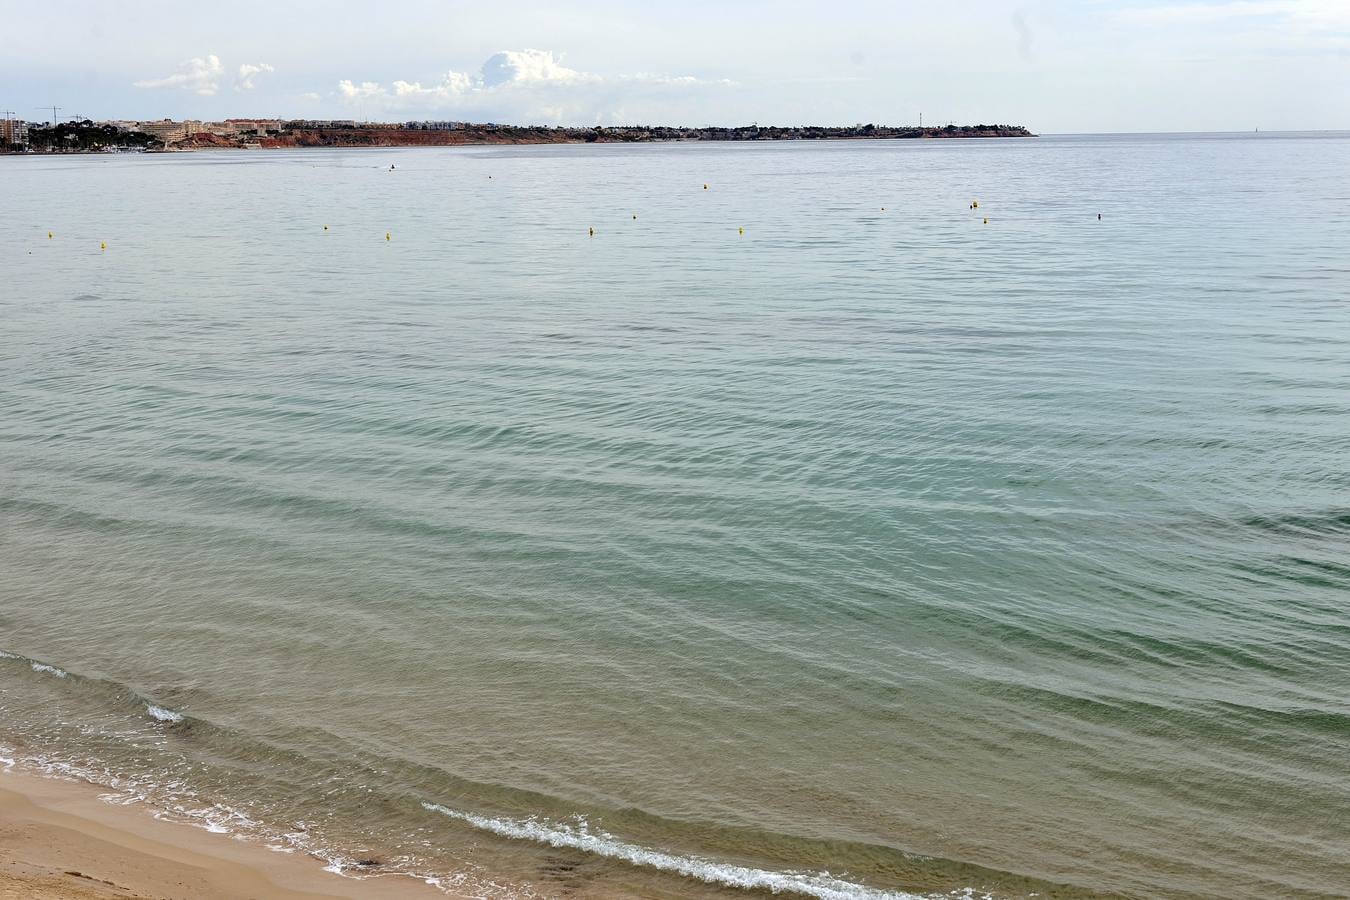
[4,126,1036,155]
[0,766,447,899]
[1,131,1038,156]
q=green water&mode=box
[2,134,1349,899]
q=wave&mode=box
[3,745,412,889]
[0,650,1006,899]
[146,704,185,723]
[1,651,184,723]
[2,650,67,678]
[1239,508,1350,537]
[421,802,936,900]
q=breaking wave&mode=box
[421,802,936,900]
[146,704,185,723]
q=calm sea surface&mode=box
[2,134,1349,899]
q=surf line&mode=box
[421,802,933,900]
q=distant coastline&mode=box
[253,122,1036,149]
[3,118,1034,153]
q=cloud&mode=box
[391,70,476,99]
[134,55,277,96]
[133,54,225,95]
[336,49,730,122]
[354,49,593,100]
[235,62,275,91]
[480,49,592,87]
[628,73,731,86]
[338,79,386,100]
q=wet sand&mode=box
[0,768,445,899]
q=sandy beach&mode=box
[0,768,444,900]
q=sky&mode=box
[1,0,1348,132]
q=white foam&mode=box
[147,704,185,723]
[421,802,925,900]
[31,662,67,678]
[0,650,20,659]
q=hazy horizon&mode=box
[3,0,1348,133]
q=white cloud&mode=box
[338,79,386,100]
[335,48,730,122]
[627,73,733,87]
[235,62,274,91]
[347,49,593,101]
[133,54,225,96]
[392,70,475,99]
[480,48,592,87]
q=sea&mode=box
[2,132,1348,899]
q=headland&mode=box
[6,118,1034,152]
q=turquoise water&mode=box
[2,134,1349,899]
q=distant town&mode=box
[1,117,1033,152]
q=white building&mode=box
[136,119,189,144]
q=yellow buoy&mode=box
[738,227,744,236]
[983,217,988,225]
[100,241,107,250]
[47,232,53,239]
[589,227,595,237]
[973,200,979,208]
[703,183,708,190]
[385,232,391,241]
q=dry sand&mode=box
[0,768,448,899]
